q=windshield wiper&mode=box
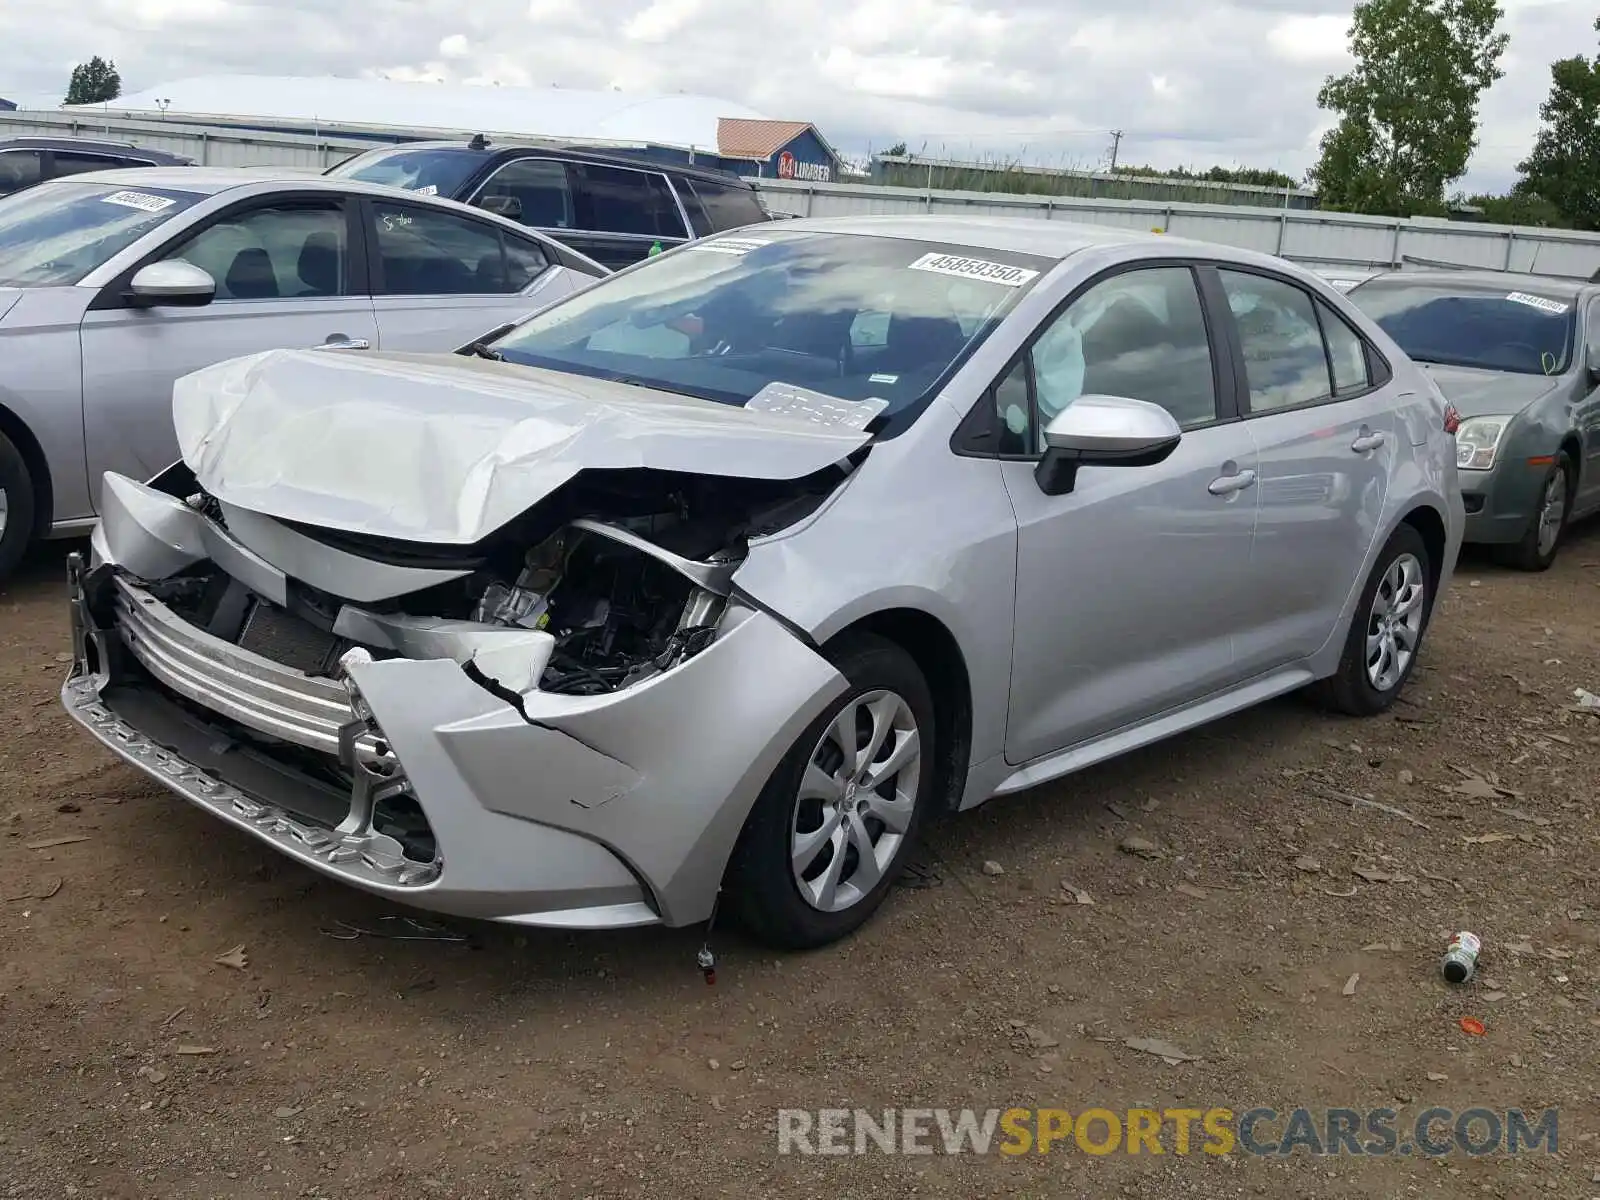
[460,341,504,361]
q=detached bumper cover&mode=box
[64,534,846,929]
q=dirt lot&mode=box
[0,527,1597,1199]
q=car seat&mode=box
[223,247,279,299]
[295,232,341,296]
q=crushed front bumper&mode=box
[64,510,846,929]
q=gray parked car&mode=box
[0,168,606,577]
[1347,270,1600,569]
[63,216,1464,949]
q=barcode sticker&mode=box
[100,190,175,213]
[1506,291,1569,315]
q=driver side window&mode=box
[1002,266,1220,453]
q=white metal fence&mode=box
[9,108,1600,282]
[753,179,1600,282]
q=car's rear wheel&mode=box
[727,633,936,950]
[1310,523,1432,717]
[1495,451,1573,572]
[0,431,36,583]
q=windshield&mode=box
[326,147,489,197]
[491,230,1050,426]
[0,180,204,288]
[1348,281,1576,375]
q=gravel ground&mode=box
[0,528,1597,1199]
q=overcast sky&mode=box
[0,0,1590,193]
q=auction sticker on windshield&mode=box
[908,252,1039,287]
[99,190,177,214]
[1505,291,1569,315]
[697,238,770,256]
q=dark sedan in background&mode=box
[1349,270,1600,569]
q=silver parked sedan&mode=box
[63,216,1464,949]
[0,168,606,578]
[1347,270,1600,569]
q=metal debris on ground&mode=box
[319,916,467,942]
[212,944,248,970]
[1342,973,1360,996]
[1123,1036,1199,1065]
[1571,688,1600,711]
[25,835,90,849]
[173,1045,218,1056]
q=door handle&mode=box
[315,335,370,351]
[1208,469,1257,496]
[1351,430,1386,452]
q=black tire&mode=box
[0,431,36,583]
[726,632,937,950]
[1494,451,1573,572]
[1310,523,1433,717]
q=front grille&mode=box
[238,600,345,676]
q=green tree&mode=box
[883,142,907,157]
[1309,0,1508,216]
[1514,20,1600,230]
[64,56,122,105]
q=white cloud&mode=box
[0,0,1590,192]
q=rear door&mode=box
[363,196,583,350]
[1211,266,1397,673]
[682,175,770,234]
[79,192,378,491]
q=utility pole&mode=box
[1108,129,1123,173]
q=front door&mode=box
[79,196,378,494]
[998,263,1262,764]
[1212,268,1395,672]
[364,197,582,351]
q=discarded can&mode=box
[1442,931,1482,983]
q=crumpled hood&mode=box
[0,288,22,324]
[1418,362,1564,419]
[173,348,870,544]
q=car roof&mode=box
[1358,268,1589,298]
[1,136,190,161]
[758,213,1245,263]
[341,139,757,187]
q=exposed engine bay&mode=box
[137,459,851,700]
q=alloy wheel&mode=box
[790,689,921,913]
[1365,552,1426,692]
[1536,469,1567,558]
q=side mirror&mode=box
[1585,336,1600,381]
[1035,395,1183,497]
[126,261,216,308]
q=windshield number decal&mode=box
[415,184,439,197]
[1506,291,1569,315]
[100,190,176,214]
[908,252,1038,287]
[694,238,770,256]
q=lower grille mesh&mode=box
[237,602,346,676]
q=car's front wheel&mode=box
[1311,523,1432,717]
[0,431,36,583]
[1496,450,1573,572]
[727,632,936,950]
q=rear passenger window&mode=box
[1317,300,1371,396]
[1218,270,1332,413]
[578,166,686,239]
[373,204,534,296]
[0,149,42,196]
[688,177,767,231]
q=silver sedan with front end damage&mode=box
[1347,270,1600,569]
[64,216,1464,949]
